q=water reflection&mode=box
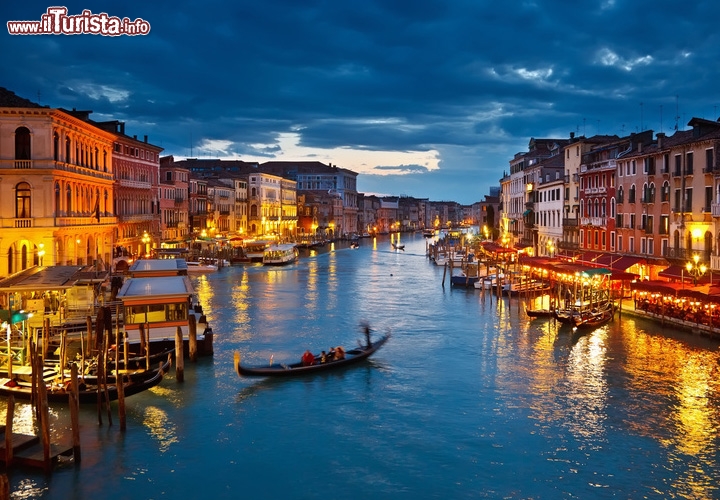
[143,405,178,453]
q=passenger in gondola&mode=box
[301,350,315,366]
[335,346,345,360]
[320,350,327,363]
[327,347,336,361]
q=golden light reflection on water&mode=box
[143,405,178,453]
[564,328,609,440]
[192,274,214,307]
[11,478,47,499]
[230,269,251,337]
[620,319,720,497]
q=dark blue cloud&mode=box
[3,0,720,203]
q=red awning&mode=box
[658,265,685,280]
[595,254,615,266]
[575,251,605,267]
[610,256,643,271]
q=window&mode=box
[707,149,714,172]
[617,186,624,203]
[659,215,669,234]
[663,153,670,173]
[644,157,655,175]
[53,132,59,161]
[630,237,635,253]
[705,186,713,212]
[661,181,670,202]
[674,155,682,176]
[14,127,31,160]
[686,152,694,175]
[618,235,623,252]
[15,182,31,218]
[628,185,636,203]
[674,189,681,211]
[685,188,693,212]
[630,213,635,229]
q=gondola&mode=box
[235,332,390,377]
[573,308,614,330]
[525,305,555,318]
[0,355,171,404]
[392,243,405,250]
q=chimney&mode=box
[133,135,137,140]
[657,132,665,149]
[570,132,575,139]
[638,142,643,153]
[144,135,148,143]
[120,122,125,135]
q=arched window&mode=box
[610,198,616,217]
[15,182,31,218]
[662,181,670,202]
[55,183,61,216]
[53,132,59,161]
[15,127,31,160]
[21,245,28,270]
[629,185,636,203]
[66,185,72,214]
[250,205,258,217]
[649,182,656,203]
[617,186,624,204]
[65,137,71,163]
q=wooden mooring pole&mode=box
[69,363,81,463]
[188,314,197,362]
[175,326,184,382]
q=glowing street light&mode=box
[685,253,707,286]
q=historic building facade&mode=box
[0,89,116,276]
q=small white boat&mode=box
[186,261,218,273]
[262,244,299,266]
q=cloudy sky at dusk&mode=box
[3,1,720,204]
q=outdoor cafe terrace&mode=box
[515,254,720,336]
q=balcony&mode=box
[118,178,152,189]
[664,247,711,262]
[562,218,578,227]
[580,217,607,227]
[557,240,580,250]
[712,203,720,217]
[13,218,32,228]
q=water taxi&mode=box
[243,239,274,262]
[262,244,299,266]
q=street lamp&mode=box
[685,254,707,286]
[546,240,555,258]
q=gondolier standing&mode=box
[364,325,372,348]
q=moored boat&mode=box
[0,355,170,404]
[185,261,218,273]
[235,332,390,377]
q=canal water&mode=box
[5,234,720,499]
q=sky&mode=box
[3,1,720,205]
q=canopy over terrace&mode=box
[518,256,637,282]
[631,280,720,304]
